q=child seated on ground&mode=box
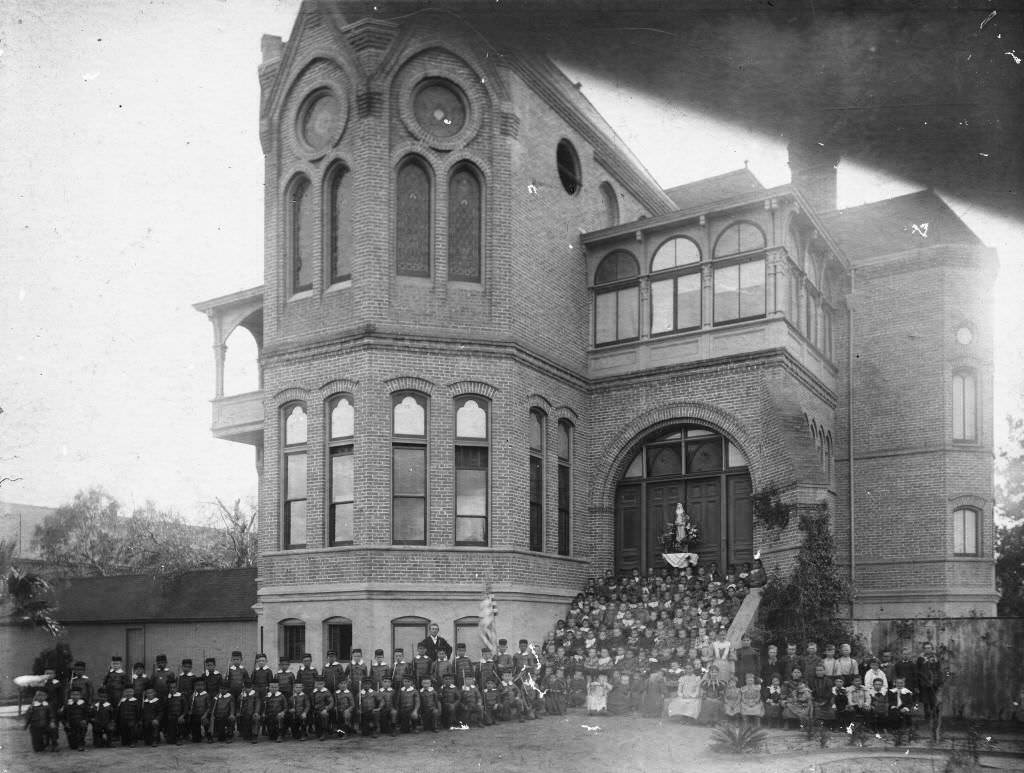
[586,673,612,716]
[762,674,784,728]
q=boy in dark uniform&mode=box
[440,672,462,728]
[275,657,296,702]
[151,654,174,704]
[296,652,318,699]
[61,685,89,751]
[499,672,524,722]
[391,648,411,686]
[481,677,501,725]
[252,653,273,697]
[42,667,63,707]
[290,679,311,739]
[91,687,115,747]
[433,652,454,686]
[310,675,333,740]
[116,686,142,747]
[477,646,499,690]
[178,658,197,704]
[332,678,355,737]
[226,650,249,710]
[369,649,389,689]
[131,661,151,697]
[24,689,57,752]
[103,655,130,704]
[378,675,399,737]
[68,661,93,706]
[345,648,367,694]
[211,683,236,742]
[202,658,223,697]
[141,686,162,746]
[396,674,421,733]
[322,650,345,693]
[494,639,515,681]
[237,678,261,744]
[164,675,187,746]
[262,678,288,742]
[188,677,212,743]
[459,675,484,727]
[413,643,433,689]
[418,676,441,732]
[358,677,380,737]
[453,643,474,687]
[513,639,539,680]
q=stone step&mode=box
[727,586,763,646]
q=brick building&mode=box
[196,1,998,666]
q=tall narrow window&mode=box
[282,403,308,549]
[600,182,620,228]
[327,165,353,284]
[953,507,979,555]
[393,393,427,544]
[953,370,977,441]
[328,394,354,545]
[448,164,482,282]
[594,250,640,345]
[455,396,489,545]
[650,236,702,335]
[324,617,353,662]
[280,619,306,662]
[288,176,314,294]
[557,420,572,556]
[529,409,545,552]
[396,158,431,277]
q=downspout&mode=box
[848,268,856,621]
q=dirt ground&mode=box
[1,711,1020,773]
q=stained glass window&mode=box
[448,166,481,282]
[396,159,431,277]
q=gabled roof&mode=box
[664,168,764,211]
[54,567,257,624]
[818,189,983,263]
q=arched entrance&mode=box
[615,424,753,574]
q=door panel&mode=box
[126,627,145,669]
[647,483,682,571]
[615,485,642,575]
[727,475,754,567]
[685,478,721,567]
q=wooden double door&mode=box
[615,475,752,575]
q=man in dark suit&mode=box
[419,622,453,662]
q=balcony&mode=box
[211,390,264,445]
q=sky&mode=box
[1,0,1021,521]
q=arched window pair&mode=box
[286,165,354,296]
[395,157,483,282]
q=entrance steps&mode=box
[726,586,763,646]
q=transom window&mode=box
[713,221,766,258]
[455,396,489,545]
[328,395,354,546]
[594,250,640,345]
[282,403,308,549]
[393,392,427,544]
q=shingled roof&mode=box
[53,567,256,624]
[818,189,983,263]
[664,168,764,211]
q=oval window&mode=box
[556,139,581,195]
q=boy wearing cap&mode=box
[290,677,311,739]
[440,672,462,728]
[369,649,389,689]
[188,678,212,743]
[90,687,115,747]
[68,660,93,706]
[42,667,63,708]
[377,675,399,737]
[413,644,433,689]
[202,658,223,696]
[452,643,474,687]
[297,652,318,700]
[358,677,380,737]
[211,682,236,742]
[495,639,515,681]
[141,687,162,746]
[151,654,175,704]
[481,677,501,725]
[178,659,197,704]
[25,689,57,752]
[236,678,261,744]
[61,685,89,751]
[310,675,333,740]
[396,675,420,733]
[164,675,187,746]
[459,675,484,727]
[131,661,151,697]
[252,653,273,698]
[103,656,128,705]
[391,648,411,686]
[322,650,345,693]
[275,657,296,702]
[262,678,288,742]
[433,650,455,686]
[226,650,249,710]
[477,646,498,689]
[332,677,355,737]
[116,686,142,747]
[418,677,441,733]
[345,648,368,694]
[513,639,539,679]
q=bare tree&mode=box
[211,498,258,568]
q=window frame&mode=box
[325,162,353,286]
[395,155,433,278]
[952,506,980,556]
[557,419,573,557]
[392,391,428,545]
[327,394,355,546]
[650,236,703,336]
[287,175,314,295]
[391,616,430,661]
[280,619,306,663]
[454,615,481,655]
[952,369,978,442]
[593,250,641,346]
[712,254,767,326]
[454,395,489,546]
[529,409,546,552]
[447,162,483,283]
[323,616,353,662]
[282,402,308,550]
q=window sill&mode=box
[325,280,352,294]
[288,290,314,302]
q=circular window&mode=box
[412,79,467,139]
[556,139,581,195]
[955,325,974,345]
[298,90,344,152]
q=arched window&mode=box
[279,618,306,662]
[529,409,546,552]
[393,392,428,544]
[396,157,431,277]
[328,394,355,545]
[282,403,308,549]
[712,222,766,325]
[650,236,702,335]
[594,250,640,345]
[953,507,979,555]
[391,616,430,662]
[953,369,977,441]
[326,164,353,285]
[455,396,489,545]
[557,419,573,556]
[288,176,314,294]
[600,182,619,228]
[454,616,481,655]
[448,164,482,282]
[323,616,353,661]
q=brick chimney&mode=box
[788,141,840,213]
